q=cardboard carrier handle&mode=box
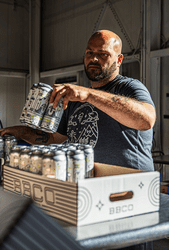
[110,191,133,202]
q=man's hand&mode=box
[49,84,90,109]
[0,126,25,140]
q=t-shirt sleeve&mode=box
[111,78,155,108]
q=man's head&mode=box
[84,30,123,87]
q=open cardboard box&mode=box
[3,163,160,226]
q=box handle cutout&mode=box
[110,191,133,202]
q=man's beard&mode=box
[85,62,117,81]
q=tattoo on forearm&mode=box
[35,131,49,143]
[112,95,143,104]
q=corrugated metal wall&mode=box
[0,77,25,128]
[0,0,28,127]
[41,0,141,71]
[0,1,29,70]
[161,1,169,154]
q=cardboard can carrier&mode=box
[2,163,160,226]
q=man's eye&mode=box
[101,53,108,57]
[86,51,92,55]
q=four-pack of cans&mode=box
[8,143,94,183]
[20,82,64,133]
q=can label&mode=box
[55,160,67,181]
[9,153,20,168]
[85,153,94,178]
[26,88,50,127]
[43,159,55,178]
[41,98,64,133]
[67,157,74,182]
[73,159,85,183]
[19,155,31,171]
[20,86,35,123]
[30,156,42,174]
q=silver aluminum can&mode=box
[42,151,55,178]
[0,136,4,158]
[9,146,21,168]
[61,146,68,153]
[70,143,82,148]
[31,144,45,149]
[48,146,58,152]
[53,150,67,181]
[30,149,43,174]
[49,143,62,147]
[30,145,39,151]
[48,144,61,151]
[20,83,38,124]
[66,149,76,182]
[3,135,17,163]
[24,83,53,129]
[83,145,94,178]
[72,149,85,183]
[40,97,64,133]
[41,146,50,154]
[19,147,31,171]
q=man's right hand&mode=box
[0,126,26,140]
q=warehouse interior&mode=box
[0,0,169,248]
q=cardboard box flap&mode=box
[94,162,145,177]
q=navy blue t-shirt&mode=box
[57,75,155,171]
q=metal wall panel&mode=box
[0,77,25,127]
[0,1,29,70]
[159,0,169,154]
[41,0,141,71]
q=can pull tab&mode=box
[109,191,133,202]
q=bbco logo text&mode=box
[109,204,133,214]
[13,179,55,206]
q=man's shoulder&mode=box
[111,75,147,90]
[114,75,142,85]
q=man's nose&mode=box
[92,54,99,61]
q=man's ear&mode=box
[117,54,123,66]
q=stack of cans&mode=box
[20,82,64,133]
[8,143,94,183]
[3,135,17,163]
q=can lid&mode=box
[10,147,20,153]
[54,149,65,155]
[38,82,53,91]
[31,149,43,155]
[74,149,83,154]
[20,147,31,153]
[43,151,55,157]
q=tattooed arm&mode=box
[49,84,156,131]
[0,126,68,145]
[87,90,156,131]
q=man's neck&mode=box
[91,72,119,89]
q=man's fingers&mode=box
[63,96,69,110]
[49,85,65,103]
[49,88,57,103]
[53,90,66,108]
[0,129,7,137]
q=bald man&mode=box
[0,29,155,249]
[0,29,156,167]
